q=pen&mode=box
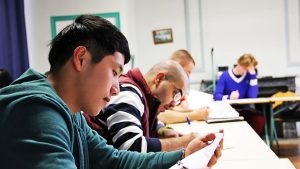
[186,116,193,133]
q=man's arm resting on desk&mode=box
[158,108,209,124]
[160,133,198,151]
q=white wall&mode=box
[24,0,135,73]
[25,0,300,92]
[190,0,299,89]
[201,0,287,77]
[133,0,187,73]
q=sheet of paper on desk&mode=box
[207,102,239,119]
[169,133,223,169]
[187,90,239,119]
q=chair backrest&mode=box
[271,91,298,109]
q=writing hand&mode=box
[230,90,239,100]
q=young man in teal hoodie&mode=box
[0,15,221,169]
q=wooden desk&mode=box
[213,158,296,169]
[169,121,277,161]
[219,96,300,147]
[217,98,274,146]
[169,121,296,169]
[222,96,300,104]
[221,98,270,104]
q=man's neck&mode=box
[47,71,79,115]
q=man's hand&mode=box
[184,130,223,167]
[160,132,198,151]
[230,90,239,100]
[158,127,182,138]
[192,107,210,120]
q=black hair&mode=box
[48,14,131,73]
[0,68,13,88]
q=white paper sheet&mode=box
[170,133,224,169]
[187,90,239,119]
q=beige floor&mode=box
[276,138,300,169]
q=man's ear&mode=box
[73,46,87,71]
[154,72,166,86]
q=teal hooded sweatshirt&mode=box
[0,69,182,169]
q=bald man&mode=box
[93,60,197,153]
[158,49,210,124]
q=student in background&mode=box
[0,15,221,169]
[94,60,199,153]
[0,68,13,88]
[158,49,210,124]
[213,53,265,135]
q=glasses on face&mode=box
[173,87,183,106]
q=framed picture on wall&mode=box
[152,28,173,45]
[50,12,120,38]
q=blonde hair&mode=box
[170,49,195,67]
[237,53,258,67]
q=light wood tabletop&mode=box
[168,121,296,169]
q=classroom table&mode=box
[169,121,277,161]
[219,96,300,147]
[168,121,296,169]
[213,158,296,169]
